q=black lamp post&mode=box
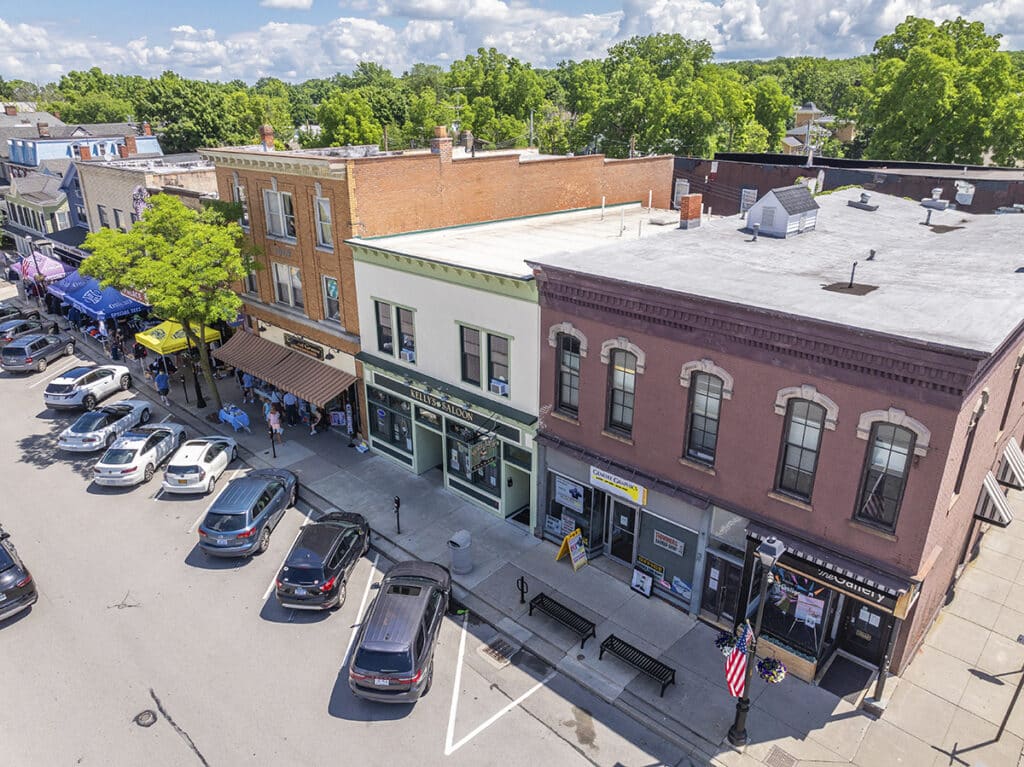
[728,535,786,748]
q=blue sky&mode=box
[2,0,1022,83]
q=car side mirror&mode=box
[0,531,9,541]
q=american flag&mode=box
[725,621,752,697]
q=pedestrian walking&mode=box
[283,391,299,426]
[154,370,170,407]
[309,406,322,436]
[261,396,272,425]
[268,405,284,444]
[241,372,255,404]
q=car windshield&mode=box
[281,566,324,585]
[71,413,109,433]
[0,546,13,572]
[100,448,136,465]
[354,648,413,674]
[1,348,25,359]
[204,513,247,532]
[167,464,201,475]
[45,383,74,394]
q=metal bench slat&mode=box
[599,634,676,696]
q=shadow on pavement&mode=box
[85,480,148,495]
[259,597,333,625]
[0,606,33,629]
[327,670,415,722]
[182,543,250,570]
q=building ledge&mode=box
[767,490,813,513]
[244,298,361,347]
[679,456,717,477]
[601,429,634,447]
[549,411,580,426]
[848,518,899,542]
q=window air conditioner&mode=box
[400,349,416,363]
[490,379,509,396]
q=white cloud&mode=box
[3,2,1024,83]
[260,0,314,9]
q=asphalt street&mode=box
[0,351,689,767]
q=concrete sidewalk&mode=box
[30,290,1024,767]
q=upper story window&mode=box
[684,372,723,465]
[314,196,333,248]
[487,335,510,398]
[244,271,258,296]
[556,333,581,417]
[113,209,125,232]
[263,190,295,239]
[272,262,303,309]
[375,302,416,363]
[232,177,249,228]
[460,326,481,386]
[606,349,637,437]
[375,301,393,354]
[97,205,110,229]
[322,276,340,322]
[776,399,825,501]
[854,423,915,532]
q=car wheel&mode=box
[258,527,271,554]
[231,446,238,462]
[143,463,154,483]
[36,358,47,372]
[140,409,151,424]
[105,433,116,448]
[423,661,434,696]
[289,488,297,507]
[177,432,186,447]
[64,342,75,357]
[332,583,347,610]
[83,394,97,410]
[119,374,132,390]
[207,475,216,494]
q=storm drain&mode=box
[764,746,797,767]
[476,635,519,669]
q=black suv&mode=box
[275,512,369,610]
[0,317,57,347]
[0,301,39,323]
[0,526,38,622]
[1,332,76,373]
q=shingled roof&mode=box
[771,185,820,215]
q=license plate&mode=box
[177,479,187,485]
[373,678,390,687]
[217,538,228,545]
[294,588,307,596]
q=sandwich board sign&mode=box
[556,528,588,572]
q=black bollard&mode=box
[516,575,529,604]
[394,495,401,535]
[268,426,277,459]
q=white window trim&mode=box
[680,358,733,399]
[322,275,340,321]
[272,262,303,308]
[773,384,838,430]
[263,189,295,240]
[547,321,588,357]
[314,193,333,249]
[856,407,930,456]
[599,336,645,374]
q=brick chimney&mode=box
[118,144,129,159]
[678,193,703,230]
[36,122,50,138]
[3,104,16,116]
[430,125,452,162]
[258,124,275,151]
[79,145,92,161]
[142,122,152,136]
[124,134,137,155]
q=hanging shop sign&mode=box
[469,436,497,473]
[553,476,585,514]
[284,334,325,360]
[589,466,648,505]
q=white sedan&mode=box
[161,436,238,495]
[56,399,152,452]
[93,424,187,487]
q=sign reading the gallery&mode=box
[589,466,648,505]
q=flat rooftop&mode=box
[862,166,1024,181]
[348,204,681,279]
[527,189,1024,353]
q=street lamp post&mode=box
[728,536,786,748]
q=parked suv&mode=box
[197,469,298,557]
[43,364,132,410]
[0,301,39,323]
[1,333,76,373]
[348,561,451,703]
[0,525,38,622]
[275,512,369,610]
[0,317,56,347]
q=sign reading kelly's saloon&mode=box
[589,466,648,505]
[408,387,476,424]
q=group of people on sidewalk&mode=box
[239,371,324,443]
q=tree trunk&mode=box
[181,319,223,412]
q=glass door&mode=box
[841,602,889,665]
[607,501,636,564]
[701,553,744,626]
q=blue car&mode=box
[197,469,298,557]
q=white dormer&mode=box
[745,185,820,238]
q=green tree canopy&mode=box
[314,90,383,146]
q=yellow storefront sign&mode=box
[589,465,648,505]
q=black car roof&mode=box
[290,522,347,559]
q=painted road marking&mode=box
[160,413,171,422]
[262,511,316,600]
[444,613,555,757]
[187,468,244,533]
[28,357,85,387]
[341,552,380,670]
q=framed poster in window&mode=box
[631,568,654,597]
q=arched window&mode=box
[776,399,826,501]
[606,350,637,437]
[555,333,581,417]
[854,424,915,532]
[684,372,724,465]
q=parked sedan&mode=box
[161,436,238,495]
[276,512,369,610]
[44,364,132,410]
[57,399,152,452]
[0,526,38,623]
[0,301,38,323]
[1,332,76,373]
[197,469,298,557]
[92,423,186,487]
[0,317,56,347]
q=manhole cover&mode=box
[476,635,519,669]
[764,746,797,767]
[133,710,158,728]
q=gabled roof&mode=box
[8,173,65,205]
[46,226,89,249]
[770,185,820,215]
[0,111,65,128]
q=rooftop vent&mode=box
[847,192,879,212]
[996,204,1024,215]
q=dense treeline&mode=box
[0,15,1021,164]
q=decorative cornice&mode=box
[680,358,734,399]
[547,321,588,357]
[856,407,931,457]
[774,384,839,430]
[200,150,345,179]
[600,336,646,373]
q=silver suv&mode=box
[348,561,451,703]
[1,333,76,373]
[43,364,132,410]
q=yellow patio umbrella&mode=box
[134,321,222,356]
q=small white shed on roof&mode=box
[746,185,820,238]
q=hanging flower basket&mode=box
[714,631,736,657]
[757,657,787,684]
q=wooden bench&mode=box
[599,634,676,697]
[528,593,597,649]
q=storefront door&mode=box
[607,501,636,564]
[840,601,889,665]
[700,553,744,626]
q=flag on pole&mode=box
[725,621,752,697]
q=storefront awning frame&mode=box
[998,437,1024,490]
[976,471,1014,528]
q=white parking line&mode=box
[28,357,83,387]
[160,413,171,423]
[186,468,244,534]
[261,512,316,601]
[444,613,555,756]
[341,552,380,670]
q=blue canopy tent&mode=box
[46,269,88,300]
[64,278,148,320]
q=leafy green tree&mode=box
[52,92,134,123]
[80,195,251,411]
[405,89,457,146]
[136,71,233,153]
[315,90,382,146]
[990,92,1024,166]
[751,76,791,150]
[402,63,446,100]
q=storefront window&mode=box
[446,422,500,497]
[544,472,605,555]
[415,406,442,430]
[503,443,531,470]
[759,564,836,658]
[634,513,699,606]
[367,386,413,453]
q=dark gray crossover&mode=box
[197,469,298,557]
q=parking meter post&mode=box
[394,495,401,535]
[268,426,277,459]
[516,575,529,604]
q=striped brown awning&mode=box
[976,471,1014,528]
[213,331,356,408]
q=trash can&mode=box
[448,529,473,575]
